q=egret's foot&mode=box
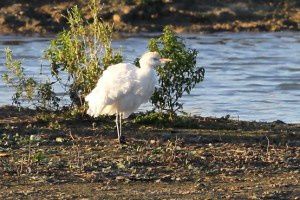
[118,135,126,144]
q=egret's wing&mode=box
[85,63,139,117]
[95,63,138,104]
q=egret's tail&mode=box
[85,88,118,117]
[85,89,105,118]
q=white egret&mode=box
[85,52,171,143]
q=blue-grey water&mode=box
[0,32,300,123]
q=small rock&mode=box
[56,137,64,143]
[150,140,156,144]
[125,178,130,183]
[122,6,131,14]
[188,164,194,170]
[176,146,181,150]
[113,14,121,23]
[30,135,41,141]
[115,176,125,181]
[175,177,181,181]
[117,162,125,169]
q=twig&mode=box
[28,141,32,165]
[265,135,270,153]
[69,131,76,141]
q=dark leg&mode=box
[115,112,120,141]
[118,113,126,144]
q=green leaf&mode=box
[148,26,205,115]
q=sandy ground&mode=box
[0,0,299,34]
[0,106,299,199]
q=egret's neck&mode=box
[138,64,155,76]
[137,62,157,82]
[138,58,154,72]
[137,59,158,93]
[139,59,154,69]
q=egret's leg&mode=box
[120,113,122,139]
[116,112,120,141]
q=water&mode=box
[0,32,300,123]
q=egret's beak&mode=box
[159,58,172,64]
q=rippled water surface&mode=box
[0,32,300,122]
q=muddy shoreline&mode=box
[0,0,299,35]
[0,106,299,199]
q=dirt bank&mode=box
[0,106,299,199]
[0,0,299,35]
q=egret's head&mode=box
[139,52,171,68]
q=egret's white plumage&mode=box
[85,52,170,143]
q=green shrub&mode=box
[2,48,59,110]
[148,26,205,117]
[45,0,122,107]
[2,48,35,107]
